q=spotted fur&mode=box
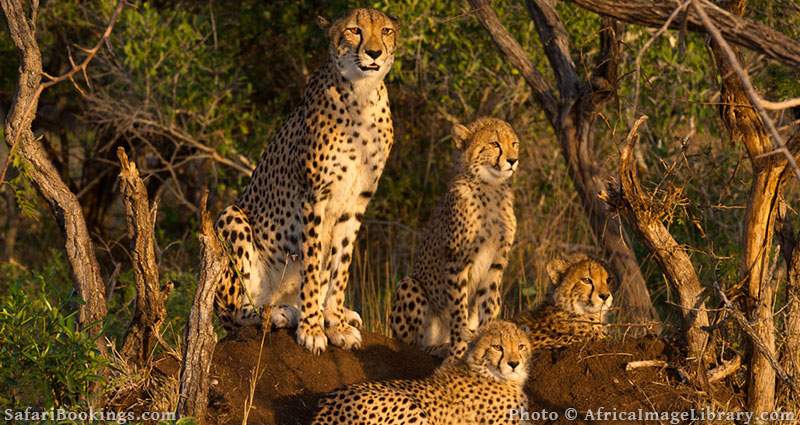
[391,118,519,359]
[213,8,399,354]
[514,254,614,350]
[311,321,531,425]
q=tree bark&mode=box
[469,0,660,327]
[607,116,710,372]
[705,0,787,417]
[117,148,170,366]
[176,193,224,424]
[1,0,107,345]
[570,0,800,69]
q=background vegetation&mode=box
[1,0,799,412]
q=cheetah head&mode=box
[452,118,520,185]
[464,320,531,387]
[318,8,398,82]
[548,254,614,322]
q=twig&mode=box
[626,359,668,371]
[712,281,799,396]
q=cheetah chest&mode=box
[325,100,390,216]
[468,202,512,286]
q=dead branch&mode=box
[605,115,710,370]
[707,354,742,384]
[570,0,800,69]
[713,281,799,396]
[117,147,171,367]
[1,0,110,349]
[176,192,224,424]
[692,0,800,181]
[625,360,668,371]
[469,0,660,327]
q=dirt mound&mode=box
[189,330,707,424]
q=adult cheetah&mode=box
[311,320,531,425]
[214,8,399,353]
[515,254,614,350]
[391,118,519,359]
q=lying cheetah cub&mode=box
[311,320,531,425]
[514,254,613,350]
[392,118,519,359]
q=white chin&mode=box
[478,167,512,184]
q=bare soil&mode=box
[156,329,732,424]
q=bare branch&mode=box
[466,0,558,120]
[692,0,800,182]
[571,0,800,69]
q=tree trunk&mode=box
[117,148,170,366]
[706,0,787,417]
[608,116,710,373]
[176,194,224,424]
[1,0,107,347]
[468,0,660,327]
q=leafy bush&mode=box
[0,264,107,409]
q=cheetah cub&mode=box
[514,254,614,350]
[311,320,531,425]
[392,117,519,359]
[213,9,399,354]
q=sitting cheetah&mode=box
[391,118,519,359]
[213,8,399,353]
[311,320,531,425]
[514,254,614,350]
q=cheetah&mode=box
[391,118,519,359]
[213,8,399,354]
[311,320,531,425]
[514,254,614,350]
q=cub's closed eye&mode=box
[491,344,503,352]
[382,27,394,35]
[492,141,501,148]
[347,27,361,35]
[519,344,527,351]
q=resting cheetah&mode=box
[514,254,614,350]
[391,118,519,359]
[311,320,531,425]
[213,8,399,353]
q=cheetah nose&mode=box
[507,158,518,167]
[508,360,519,370]
[599,293,610,301]
[366,49,382,59]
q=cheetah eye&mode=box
[518,344,527,351]
[346,27,361,35]
[491,141,501,149]
[491,344,503,352]
[581,277,594,286]
[382,27,394,35]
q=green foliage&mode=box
[0,261,106,409]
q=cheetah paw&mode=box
[271,305,299,329]
[342,308,363,328]
[424,343,450,358]
[296,322,327,355]
[325,322,362,350]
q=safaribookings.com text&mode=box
[4,407,176,424]
[509,407,796,424]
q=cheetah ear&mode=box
[317,15,332,30]
[545,257,570,285]
[517,323,531,333]
[452,123,471,150]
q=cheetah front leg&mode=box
[321,212,363,349]
[296,203,330,354]
[446,263,473,360]
[473,249,510,329]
